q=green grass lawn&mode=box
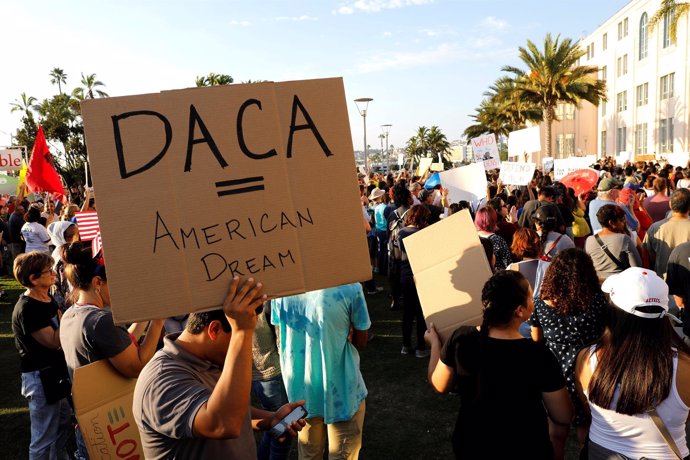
[0,273,580,459]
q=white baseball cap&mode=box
[601,267,670,319]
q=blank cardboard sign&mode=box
[81,78,370,323]
[403,210,492,341]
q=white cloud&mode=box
[383,31,392,38]
[334,0,433,15]
[480,16,508,30]
[418,26,456,37]
[356,43,454,73]
[229,20,251,26]
[273,15,318,21]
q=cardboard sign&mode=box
[499,161,536,186]
[542,157,554,174]
[508,126,541,158]
[81,78,371,323]
[430,162,444,172]
[615,151,634,165]
[0,149,23,171]
[416,157,433,177]
[397,153,405,166]
[438,163,487,204]
[553,157,595,180]
[666,152,690,168]
[470,133,500,170]
[72,361,144,460]
[403,209,493,341]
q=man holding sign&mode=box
[133,277,306,459]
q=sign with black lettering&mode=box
[81,78,370,323]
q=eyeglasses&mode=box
[40,268,56,276]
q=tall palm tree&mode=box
[9,92,38,119]
[502,34,606,157]
[427,125,451,163]
[49,68,68,95]
[649,0,689,43]
[72,73,109,100]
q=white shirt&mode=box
[21,222,51,254]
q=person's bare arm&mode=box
[352,329,368,350]
[425,323,455,394]
[108,319,165,378]
[31,326,61,349]
[542,388,573,425]
[80,189,91,212]
[531,326,543,342]
[192,278,266,439]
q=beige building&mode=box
[579,0,690,158]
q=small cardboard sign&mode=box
[81,78,371,323]
[438,163,487,204]
[542,157,554,174]
[553,157,595,181]
[470,133,501,170]
[666,152,690,168]
[72,361,144,460]
[508,126,541,158]
[430,162,444,172]
[416,157,433,177]
[499,161,535,186]
[0,149,23,171]
[397,153,405,166]
[403,209,493,341]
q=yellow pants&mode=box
[297,401,366,460]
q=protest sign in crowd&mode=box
[8,81,690,460]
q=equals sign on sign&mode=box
[215,176,265,197]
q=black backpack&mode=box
[387,208,410,268]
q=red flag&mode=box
[26,125,66,198]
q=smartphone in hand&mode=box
[268,406,308,439]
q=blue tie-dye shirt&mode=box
[270,283,370,423]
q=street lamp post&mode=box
[381,124,391,173]
[354,97,373,176]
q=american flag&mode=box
[92,232,103,259]
[75,211,100,241]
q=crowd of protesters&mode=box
[8,156,690,459]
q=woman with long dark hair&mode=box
[576,268,690,459]
[531,206,574,260]
[426,270,572,459]
[398,205,431,358]
[529,248,609,457]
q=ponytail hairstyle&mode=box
[60,242,107,291]
[480,270,531,334]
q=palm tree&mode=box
[502,34,606,157]
[426,125,451,164]
[72,73,109,100]
[9,92,38,119]
[649,0,689,44]
[195,73,234,87]
[49,68,68,95]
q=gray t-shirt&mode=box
[59,304,132,380]
[585,233,641,281]
[133,333,256,460]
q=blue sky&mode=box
[1,0,631,152]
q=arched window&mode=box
[639,13,648,59]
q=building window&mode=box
[639,13,648,59]
[618,21,623,40]
[617,126,627,153]
[636,83,648,106]
[663,11,674,48]
[660,118,674,152]
[602,101,607,116]
[601,131,607,156]
[601,65,607,81]
[603,32,608,50]
[660,73,675,99]
[623,54,628,74]
[624,17,629,36]
[635,123,648,154]
[617,91,627,112]
[590,43,594,59]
